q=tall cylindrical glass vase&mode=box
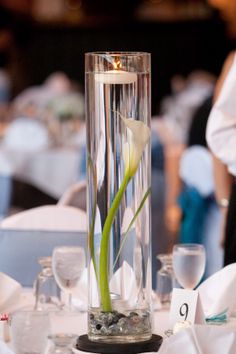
[85,52,151,343]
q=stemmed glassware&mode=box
[156,254,174,306]
[172,243,206,290]
[52,246,86,312]
[34,256,61,311]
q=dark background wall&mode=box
[18,16,234,114]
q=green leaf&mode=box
[99,174,130,312]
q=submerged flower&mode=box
[98,111,150,312]
[118,113,150,177]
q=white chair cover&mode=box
[0,229,87,287]
[58,181,86,211]
[179,146,214,197]
[0,205,87,231]
[0,205,87,286]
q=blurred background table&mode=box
[0,146,81,200]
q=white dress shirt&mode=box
[206,53,236,177]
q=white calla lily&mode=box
[99,111,150,312]
[118,113,150,177]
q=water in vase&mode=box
[86,53,151,343]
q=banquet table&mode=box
[1,293,169,354]
[2,290,236,354]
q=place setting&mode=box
[154,242,236,354]
[2,240,236,354]
[0,243,88,354]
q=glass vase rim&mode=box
[85,51,151,57]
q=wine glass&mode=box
[52,246,86,311]
[172,244,206,290]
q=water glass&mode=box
[10,309,50,354]
[34,257,61,311]
[172,243,206,289]
[156,254,174,306]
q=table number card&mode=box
[169,288,205,327]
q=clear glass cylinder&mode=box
[85,52,151,343]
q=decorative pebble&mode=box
[130,315,140,324]
[89,309,151,337]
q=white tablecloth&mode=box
[1,291,168,353]
[3,290,236,354]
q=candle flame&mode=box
[114,59,121,70]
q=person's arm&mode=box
[152,119,184,246]
[206,51,236,173]
[164,143,185,238]
[213,51,235,101]
[207,51,236,246]
[212,156,233,246]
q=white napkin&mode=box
[0,340,13,354]
[0,273,21,312]
[197,263,236,317]
[73,261,142,310]
[159,325,236,354]
[109,261,137,301]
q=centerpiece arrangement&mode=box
[82,52,161,350]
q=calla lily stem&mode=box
[99,173,130,312]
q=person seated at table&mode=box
[11,72,85,147]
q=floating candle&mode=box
[94,70,137,84]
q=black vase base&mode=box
[76,334,163,354]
